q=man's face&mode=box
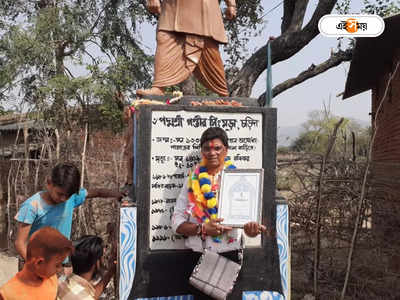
[34,252,68,279]
[201,138,227,169]
[47,180,70,204]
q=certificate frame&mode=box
[218,168,264,228]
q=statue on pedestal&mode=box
[136,0,236,97]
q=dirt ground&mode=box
[0,252,18,286]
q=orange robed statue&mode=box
[136,0,237,97]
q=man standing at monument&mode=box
[136,0,236,97]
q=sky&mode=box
[251,1,371,127]
[5,1,372,130]
[136,0,372,128]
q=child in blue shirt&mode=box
[14,163,125,261]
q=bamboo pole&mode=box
[34,144,45,191]
[23,126,29,195]
[6,121,23,250]
[14,160,22,211]
[78,123,89,235]
[112,151,122,298]
[314,117,344,299]
[6,164,13,250]
[55,128,60,161]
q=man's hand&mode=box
[204,218,232,237]
[244,222,266,238]
[225,6,236,20]
[147,0,161,15]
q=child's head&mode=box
[47,163,80,203]
[71,235,104,277]
[26,227,73,279]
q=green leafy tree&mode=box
[0,104,10,116]
[0,0,152,127]
[290,109,370,158]
[362,0,400,15]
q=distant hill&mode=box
[277,119,370,147]
[277,126,302,147]
[352,119,370,128]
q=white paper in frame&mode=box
[218,168,264,228]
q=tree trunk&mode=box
[51,1,67,126]
[23,126,29,195]
[53,43,66,126]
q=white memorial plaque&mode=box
[150,110,263,250]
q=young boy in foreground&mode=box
[0,227,73,300]
[57,235,116,299]
[14,163,125,261]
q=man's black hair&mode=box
[51,163,80,197]
[200,127,229,148]
[71,235,104,276]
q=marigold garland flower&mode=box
[187,157,236,243]
[188,192,196,203]
[207,198,217,208]
[201,184,211,193]
[208,207,217,215]
[198,172,208,179]
[199,178,211,186]
[192,180,201,194]
[198,194,206,204]
[203,192,214,199]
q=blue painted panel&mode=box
[242,291,284,300]
[277,204,290,299]
[120,207,137,300]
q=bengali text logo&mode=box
[318,14,384,37]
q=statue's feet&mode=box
[136,87,165,96]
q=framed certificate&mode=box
[218,169,264,228]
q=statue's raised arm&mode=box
[137,0,236,97]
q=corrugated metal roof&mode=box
[343,14,400,100]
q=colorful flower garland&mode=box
[188,157,236,242]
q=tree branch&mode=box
[230,0,338,97]
[285,0,310,33]
[257,48,353,104]
[281,0,309,33]
[281,0,296,33]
